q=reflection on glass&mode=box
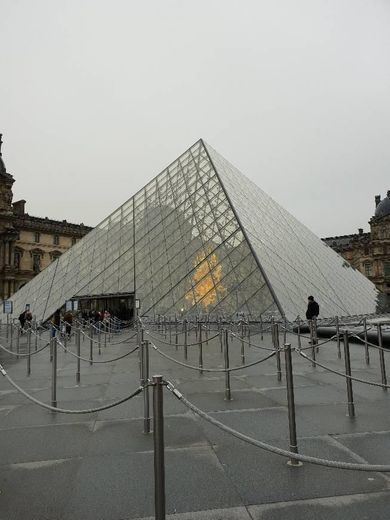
[4,138,379,322]
[186,248,226,309]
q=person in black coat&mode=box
[306,296,319,320]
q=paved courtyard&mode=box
[1,323,390,519]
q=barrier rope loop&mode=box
[57,339,139,364]
[297,348,390,389]
[0,362,144,414]
[0,340,50,358]
[165,379,390,472]
[150,341,276,373]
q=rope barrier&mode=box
[150,342,276,373]
[57,340,139,364]
[298,334,342,350]
[229,332,275,351]
[0,341,50,358]
[0,363,143,414]
[166,380,390,472]
[80,329,137,345]
[351,334,390,353]
[144,329,220,347]
[298,349,390,389]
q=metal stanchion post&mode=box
[224,329,231,400]
[169,317,172,343]
[27,328,31,376]
[16,325,20,359]
[50,325,54,362]
[363,317,370,365]
[6,314,9,340]
[283,318,287,345]
[335,316,341,359]
[343,331,355,417]
[143,341,151,434]
[184,319,188,360]
[175,317,178,350]
[297,317,302,350]
[377,324,387,390]
[260,316,263,341]
[89,324,93,366]
[51,337,58,408]
[313,317,319,353]
[241,321,245,365]
[284,343,302,466]
[198,323,203,374]
[98,330,102,355]
[34,326,38,351]
[309,320,316,367]
[10,321,14,351]
[76,327,81,384]
[273,323,282,382]
[64,324,67,351]
[153,375,166,520]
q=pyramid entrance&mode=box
[3,139,379,322]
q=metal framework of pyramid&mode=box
[4,139,379,321]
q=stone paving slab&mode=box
[0,422,92,465]
[133,506,252,520]
[334,431,390,465]
[1,328,390,519]
[0,457,81,520]
[199,407,291,443]
[87,415,208,456]
[248,491,390,520]
[211,436,387,504]
[61,447,243,520]
[259,383,347,406]
[182,390,280,412]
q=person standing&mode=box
[51,309,61,337]
[64,311,73,338]
[19,310,27,332]
[306,296,319,320]
[306,296,319,345]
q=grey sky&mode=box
[1,0,389,238]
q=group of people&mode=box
[20,298,320,338]
[48,308,113,338]
[18,309,33,331]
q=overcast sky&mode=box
[1,0,389,238]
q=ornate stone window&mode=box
[34,232,40,243]
[50,250,62,262]
[14,247,23,270]
[53,234,60,245]
[30,248,43,274]
[384,261,390,278]
[364,262,373,277]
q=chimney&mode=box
[375,195,381,207]
[12,199,26,215]
[358,228,363,235]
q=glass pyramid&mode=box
[4,139,378,322]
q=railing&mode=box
[0,314,390,519]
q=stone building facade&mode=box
[0,135,92,300]
[323,191,390,295]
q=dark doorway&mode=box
[74,293,134,322]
